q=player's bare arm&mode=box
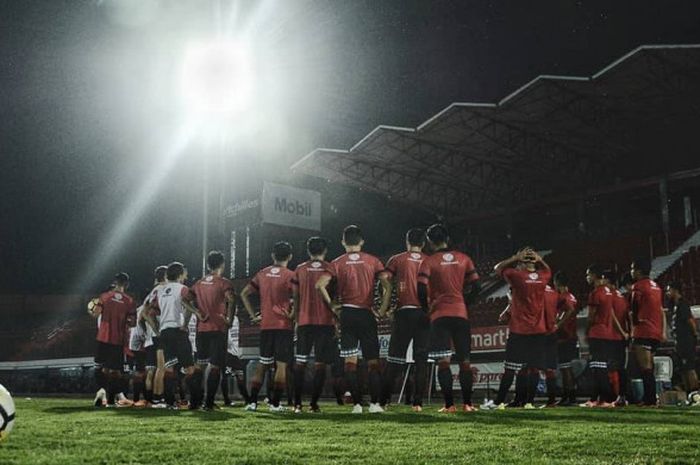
[240,284,261,324]
[377,272,392,318]
[224,289,236,326]
[494,249,527,274]
[315,274,341,315]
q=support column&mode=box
[659,178,670,254]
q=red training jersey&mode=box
[557,291,579,342]
[327,252,384,310]
[96,290,136,345]
[587,285,616,340]
[544,285,559,334]
[610,289,630,341]
[293,259,335,326]
[631,278,664,340]
[417,250,479,322]
[384,251,425,309]
[500,267,551,335]
[192,274,235,333]
[249,265,294,331]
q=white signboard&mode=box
[261,182,321,231]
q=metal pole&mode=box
[202,158,209,277]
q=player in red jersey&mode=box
[191,250,236,410]
[492,247,551,409]
[553,271,579,406]
[543,283,561,407]
[580,265,618,408]
[630,257,666,406]
[316,225,391,414]
[291,237,336,413]
[418,224,481,413]
[88,272,137,407]
[240,242,295,412]
[379,228,430,412]
[145,262,207,409]
[603,270,631,406]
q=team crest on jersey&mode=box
[443,253,454,262]
[206,275,213,282]
[410,252,422,260]
[270,267,280,274]
[114,293,123,301]
[165,287,172,295]
[349,253,360,261]
[528,272,539,280]
[311,261,322,269]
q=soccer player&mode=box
[146,262,206,409]
[191,250,236,410]
[128,305,147,406]
[605,270,631,406]
[543,283,560,407]
[291,237,336,413]
[554,271,579,406]
[418,224,480,413]
[88,272,137,407]
[380,228,429,412]
[630,257,666,406]
[240,241,295,412]
[141,266,167,407]
[666,282,698,397]
[580,265,616,408]
[221,315,250,406]
[492,247,551,409]
[316,225,391,414]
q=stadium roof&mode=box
[291,44,700,218]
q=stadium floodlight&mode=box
[180,39,254,119]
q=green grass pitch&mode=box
[2,398,700,464]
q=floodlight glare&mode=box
[180,40,254,117]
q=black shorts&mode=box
[130,351,146,372]
[387,308,430,365]
[588,338,618,369]
[429,317,471,362]
[557,340,579,368]
[160,328,194,369]
[504,333,546,370]
[608,340,628,370]
[544,334,558,371]
[339,307,379,360]
[677,344,697,370]
[260,329,294,365]
[632,337,660,353]
[145,339,159,370]
[225,353,246,374]
[296,325,338,364]
[95,342,124,371]
[196,331,227,367]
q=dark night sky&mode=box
[2,0,700,294]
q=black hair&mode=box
[307,237,327,256]
[406,228,426,247]
[632,257,651,276]
[207,250,225,271]
[587,264,603,278]
[114,272,130,287]
[554,271,568,287]
[342,225,363,246]
[154,265,167,283]
[166,262,186,281]
[273,241,293,261]
[426,224,449,244]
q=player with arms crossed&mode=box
[191,250,236,410]
[417,224,480,413]
[291,237,336,413]
[379,228,429,412]
[240,242,295,412]
[316,225,391,414]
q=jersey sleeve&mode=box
[463,256,480,283]
[587,289,599,307]
[180,286,194,302]
[417,260,431,285]
[500,267,517,284]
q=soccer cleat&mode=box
[480,399,496,410]
[462,404,476,413]
[223,401,235,408]
[133,400,148,408]
[495,403,507,410]
[294,406,303,414]
[244,402,258,411]
[309,404,321,413]
[351,404,363,414]
[579,400,598,408]
[411,405,423,413]
[540,402,557,409]
[268,404,287,413]
[93,388,107,408]
[344,392,353,405]
[613,396,628,407]
[597,402,615,409]
[166,404,179,410]
[117,398,134,407]
[151,401,168,409]
[368,403,384,413]
[523,403,536,410]
[438,405,457,413]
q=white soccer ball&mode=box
[0,384,16,441]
